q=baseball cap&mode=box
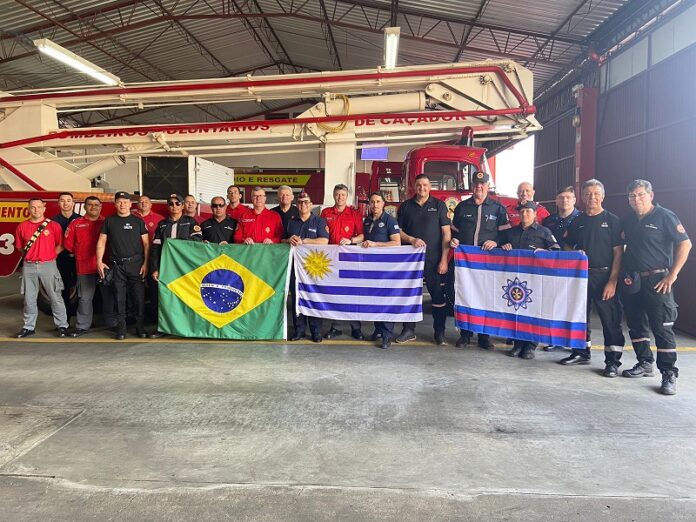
[168,193,184,203]
[516,200,538,211]
[472,172,490,184]
[297,191,311,202]
[114,191,131,200]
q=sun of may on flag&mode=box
[294,245,425,323]
[453,245,588,349]
[158,240,292,339]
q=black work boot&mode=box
[660,371,677,395]
[559,351,591,366]
[603,364,619,378]
[622,361,655,378]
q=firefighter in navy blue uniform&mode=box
[53,192,81,315]
[560,179,625,374]
[201,196,237,244]
[149,193,203,338]
[362,192,401,349]
[396,174,451,345]
[619,179,691,395]
[501,201,560,359]
[450,171,510,349]
[285,192,329,343]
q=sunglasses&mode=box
[167,201,182,206]
[211,203,226,209]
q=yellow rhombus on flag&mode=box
[167,254,275,328]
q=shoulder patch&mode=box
[677,223,686,234]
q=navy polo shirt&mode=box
[363,212,400,243]
[505,222,560,251]
[286,214,329,240]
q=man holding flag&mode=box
[396,174,451,345]
[450,171,510,349]
[285,191,329,343]
[237,187,284,245]
[501,201,560,359]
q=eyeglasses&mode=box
[167,201,182,206]
[628,192,649,200]
[211,203,226,208]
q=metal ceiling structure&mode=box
[0,0,683,127]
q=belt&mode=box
[113,255,142,263]
[639,268,668,277]
[589,267,609,272]
[24,259,52,264]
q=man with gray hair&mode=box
[561,179,625,375]
[271,185,299,237]
[619,179,691,395]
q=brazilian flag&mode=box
[158,240,292,339]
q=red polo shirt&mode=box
[132,210,164,241]
[320,205,364,245]
[64,216,105,275]
[15,219,63,262]
[236,208,284,243]
[505,201,550,227]
[227,204,252,223]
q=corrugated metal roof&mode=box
[0,0,637,125]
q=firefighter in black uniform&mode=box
[396,174,451,345]
[559,179,625,375]
[149,193,203,338]
[201,196,237,244]
[97,191,149,340]
[450,171,510,349]
[501,201,560,359]
[620,179,691,395]
[53,192,81,315]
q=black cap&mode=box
[516,200,538,211]
[472,172,490,184]
[114,191,131,200]
[168,193,184,203]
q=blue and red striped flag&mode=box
[454,245,588,348]
[294,245,425,322]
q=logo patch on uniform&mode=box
[623,276,633,286]
[265,227,270,233]
[677,223,686,234]
[344,226,349,232]
[502,277,533,311]
[124,223,133,230]
[378,222,385,227]
[193,225,201,232]
[601,222,608,228]
[43,229,50,236]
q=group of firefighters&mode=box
[12,173,692,395]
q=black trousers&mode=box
[56,252,77,316]
[403,260,447,334]
[374,321,395,339]
[574,270,625,365]
[621,272,678,375]
[113,258,145,334]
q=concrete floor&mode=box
[1,274,696,521]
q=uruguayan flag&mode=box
[294,245,425,322]
[454,245,588,348]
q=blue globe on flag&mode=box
[200,269,245,313]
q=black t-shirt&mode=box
[101,214,147,259]
[397,196,450,263]
[201,216,237,243]
[565,210,621,268]
[505,223,559,251]
[272,205,300,236]
[621,204,689,272]
[452,196,509,246]
[363,212,400,243]
[542,208,582,249]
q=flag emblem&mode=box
[502,277,533,310]
[303,249,332,279]
[167,254,274,328]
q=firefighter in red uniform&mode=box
[132,195,164,242]
[14,198,69,338]
[505,182,551,227]
[236,187,284,244]
[227,184,252,222]
[321,183,365,340]
[63,196,117,336]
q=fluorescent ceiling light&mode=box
[33,38,121,86]
[383,27,400,70]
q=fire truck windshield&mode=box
[423,160,477,192]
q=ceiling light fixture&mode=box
[33,38,121,86]
[383,27,401,70]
